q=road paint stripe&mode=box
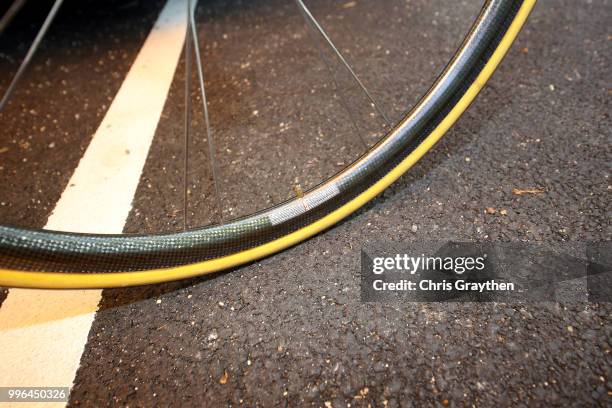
[0,0,190,406]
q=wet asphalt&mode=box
[0,0,611,406]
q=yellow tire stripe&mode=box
[0,0,536,289]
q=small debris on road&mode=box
[512,187,545,195]
[354,387,369,400]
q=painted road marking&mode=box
[0,0,190,406]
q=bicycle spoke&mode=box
[294,0,391,128]
[298,3,368,149]
[0,0,64,112]
[189,1,223,223]
[0,0,27,36]
[183,1,193,231]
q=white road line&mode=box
[0,0,190,406]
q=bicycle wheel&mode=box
[0,0,536,288]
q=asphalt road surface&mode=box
[0,0,610,406]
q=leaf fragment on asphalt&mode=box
[512,187,545,196]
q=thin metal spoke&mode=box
[183,1,193,231]
[0,0,27,36]
[300,11,368,149]
[294,0,391,127]
[189,1,223,223]
[0,0,64,112]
